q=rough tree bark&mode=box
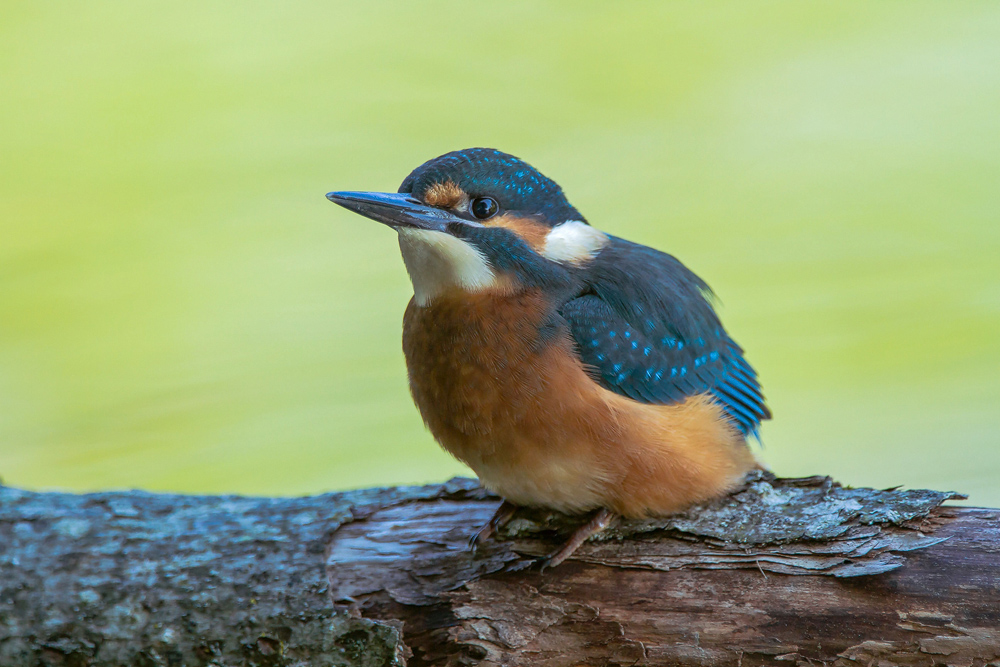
[1,472,998,667]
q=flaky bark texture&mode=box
[2,472,997,667]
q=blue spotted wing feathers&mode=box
[559,237,771,437]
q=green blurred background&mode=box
[2,2,998,503]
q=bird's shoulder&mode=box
[561,235,723,366]
[557,236,770,436]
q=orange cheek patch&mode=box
[488,214,550,252]
[422,180,466,208]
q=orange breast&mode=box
[402,289,756,517]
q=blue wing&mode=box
[559,237,770,438]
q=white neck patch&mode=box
[542,220,609,266]
[397,228,499,306]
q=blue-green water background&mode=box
[2,2,998,503]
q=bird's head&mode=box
[327,148,607,305]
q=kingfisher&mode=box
[327,148,770,567]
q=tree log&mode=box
[2,472,998,666]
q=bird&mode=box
[327,148,770,568]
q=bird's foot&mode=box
[469,500,519,552]
[539,508,617,571]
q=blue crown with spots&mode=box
[398,148,585,226]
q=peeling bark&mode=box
[2,473,998,667]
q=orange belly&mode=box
[402,289,756,518]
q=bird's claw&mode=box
[468,524,493,553]
[468,500,518,555]
[537,554,558,573]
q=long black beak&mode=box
[326,191,461,231]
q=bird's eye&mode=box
[470,196,499,220]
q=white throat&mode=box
[397,228,499,306]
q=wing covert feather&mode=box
[559,237,770,437]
